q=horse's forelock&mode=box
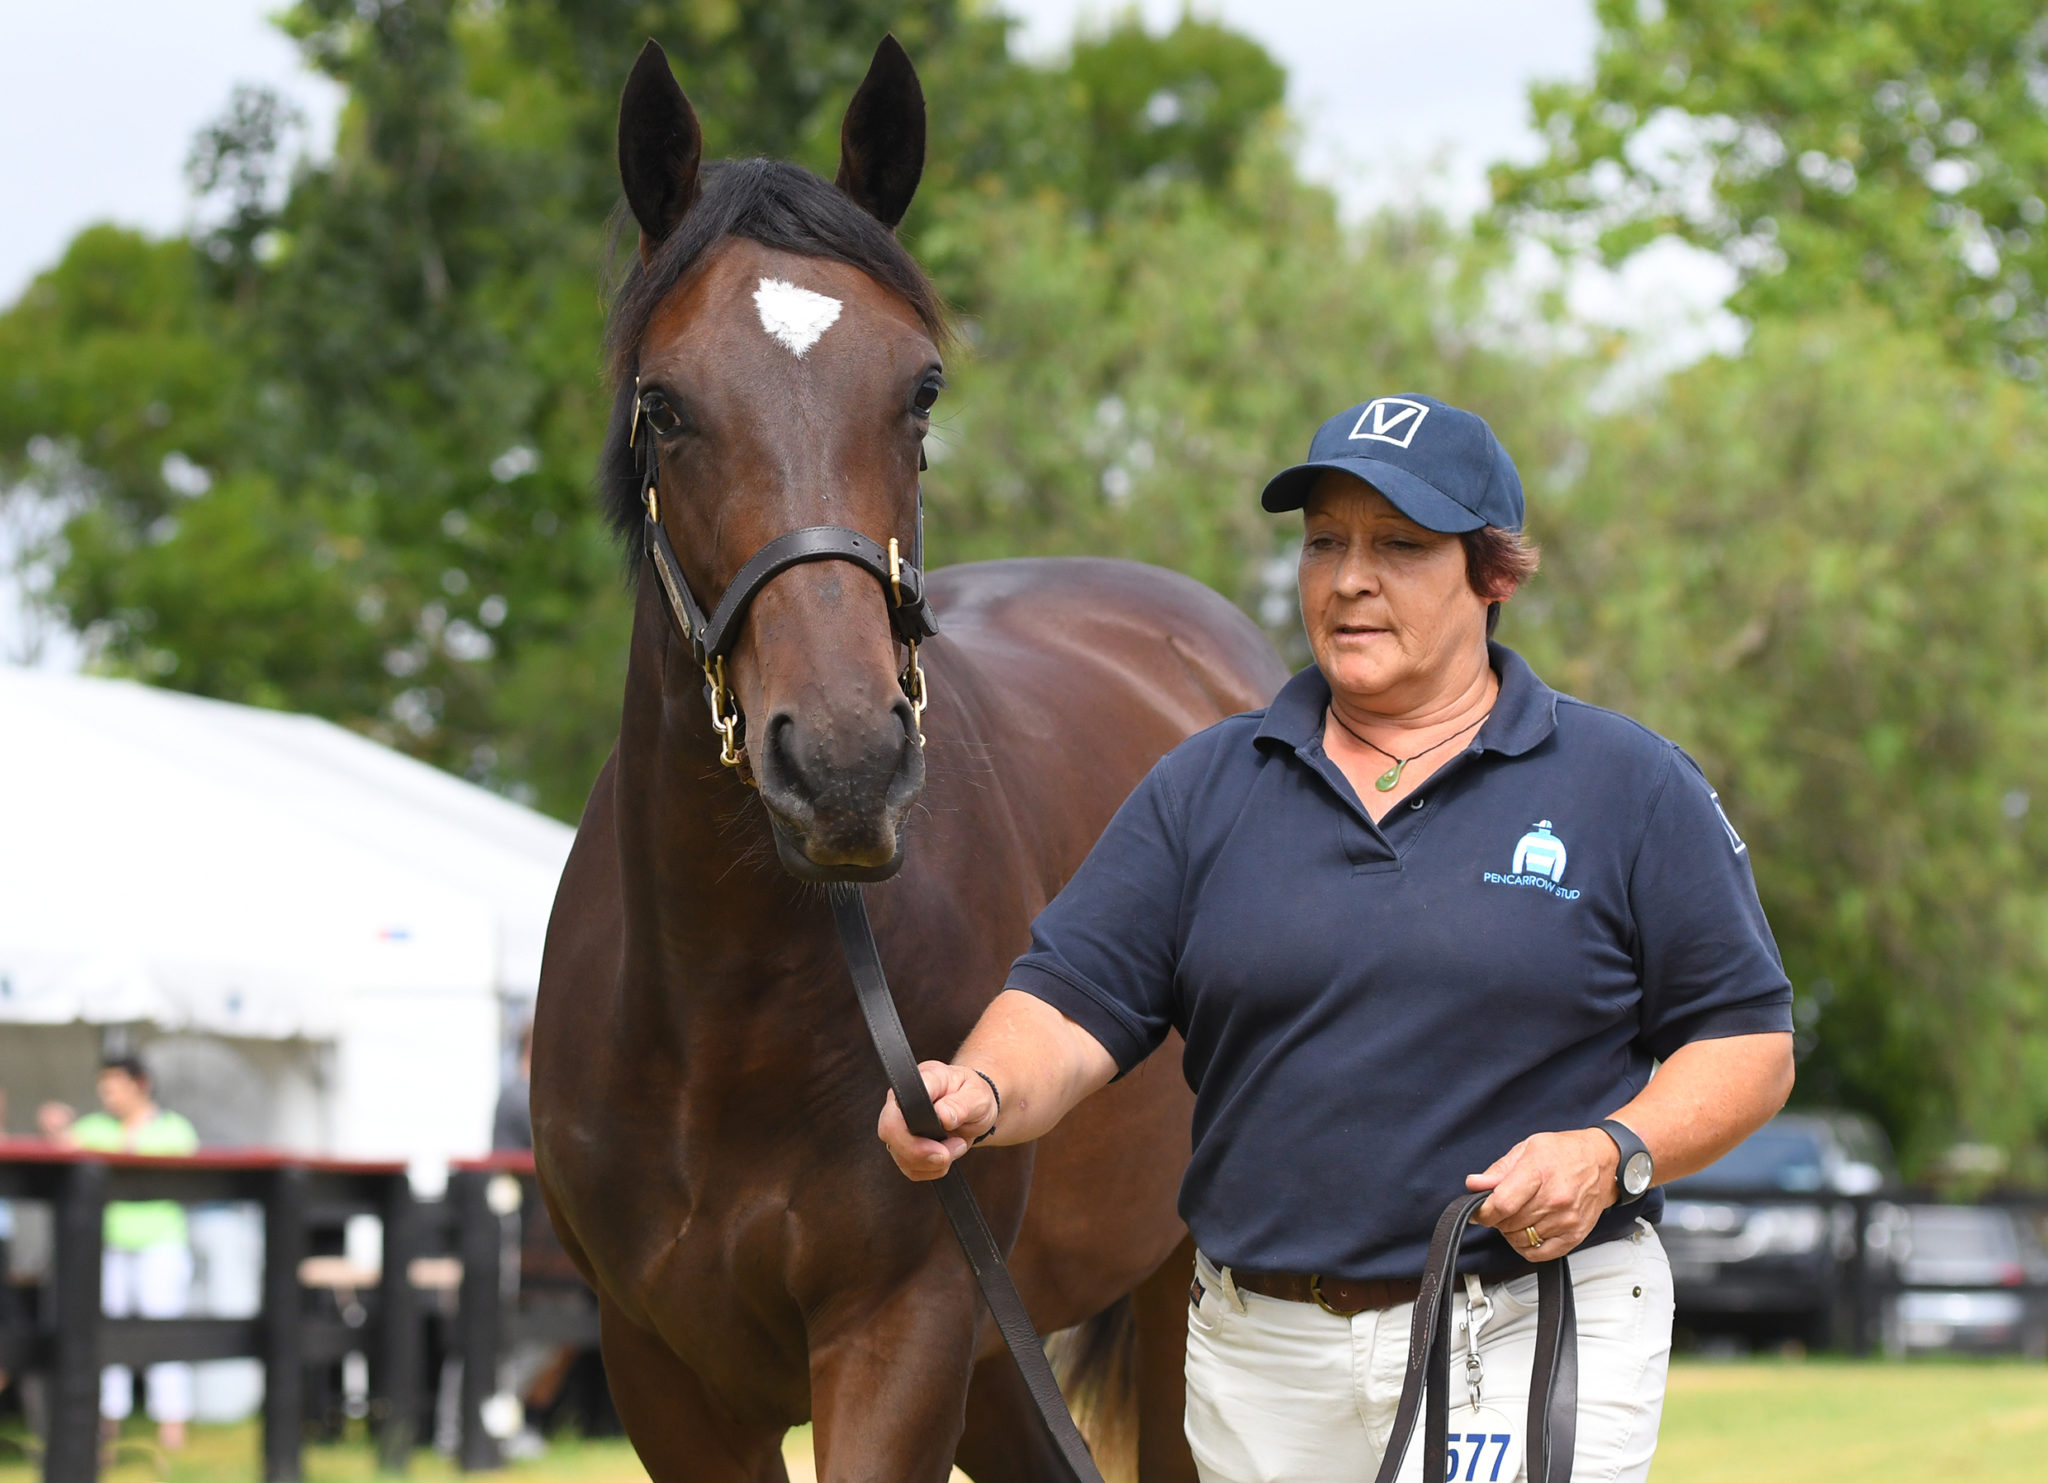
[595,160,947,550]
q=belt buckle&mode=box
[1310,1273,1364,1318]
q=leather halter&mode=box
[633,381,940,775]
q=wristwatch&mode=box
[1599,1118,1654,1203]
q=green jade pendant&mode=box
[1374,762,1404,791]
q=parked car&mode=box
[1661,1110,1904,1348]
[1888,1205,2048,1358]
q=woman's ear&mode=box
[618,39,703,263]
[835,35,926,230]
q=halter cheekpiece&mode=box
[632,378,939,778]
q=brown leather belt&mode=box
[1234,1268,1503,1317]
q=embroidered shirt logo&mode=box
[1347,396,1430,449]
[1482,820,1581,899]
[1709,789,1747,855]
[1511,820,1568,882]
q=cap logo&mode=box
[1348,397,1430,449]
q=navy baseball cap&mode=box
[1259,394,1524,533]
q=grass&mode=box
[0,1422,842,1483]
[4,1360,2044,1481]
[1652,1358,2048,1482]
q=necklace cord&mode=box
[1327,705,1493,792]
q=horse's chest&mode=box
[556,1142,810,1387]
[554,1118,902,1367]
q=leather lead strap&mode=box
[828,884,1105,1483]
[1528,1254,1579,1483]
[1372,1191,1578,1483]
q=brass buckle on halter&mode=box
[901,641,928,748]
[887,538,928,747]
[704,655,749,777]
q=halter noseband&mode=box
[632,381,939,780]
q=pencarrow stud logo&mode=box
[1348,396,1430,449]
[1481,820,1580,899]
[1511,820,1568,882]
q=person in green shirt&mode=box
[38,1055,200,1449]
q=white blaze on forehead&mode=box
[753,277,843,357]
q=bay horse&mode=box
[531,36,1287,1483]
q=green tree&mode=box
[0,2,1311,817]
[1493,0,2048,378]
[1515,309,2048,1171]
[915,141,1565,621]
[1064,13,1286,214]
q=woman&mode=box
[41,1054,201,1451]
[878,393,1794,1481]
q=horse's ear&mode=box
[834,35,925,231]
[618,39,703,262]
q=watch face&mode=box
[1623,1149,1654,1196]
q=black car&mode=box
[1660,1110,1902,1349]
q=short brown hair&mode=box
[1460,526,1539,637]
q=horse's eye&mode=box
[912,375,944,415]
[642,393,684,436]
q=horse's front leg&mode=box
[598,1296,791,1483]
[808,1267,983,1483]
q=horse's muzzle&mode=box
[754,699,924,881]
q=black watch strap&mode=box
[1599,1118,1654,1203]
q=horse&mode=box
[530,36,1287,1483]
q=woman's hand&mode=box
[1466,1129,1618,1261]
[876,1061,998,1181]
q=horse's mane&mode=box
[597,158,947,546]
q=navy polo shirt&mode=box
[1009,643,1793,1280]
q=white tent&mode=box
[0,666,575,1172]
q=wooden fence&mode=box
[0,1144,596,1483]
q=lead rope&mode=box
[829,884,1106,1483]
[1371,1191,1578,1483]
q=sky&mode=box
[0,0,1608,306]
[0,1,1733,666]
[1007,0,1600,215]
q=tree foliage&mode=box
[1493,0,2048,379]
[1063,15,1286,213]
[10,3,2048,1173]
[1516,312,2048,1171]
[0,3,1296,816]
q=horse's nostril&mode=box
[764,710,800,779]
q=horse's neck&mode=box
[611,580,838,1035]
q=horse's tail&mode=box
[1050,1296,1139,1481]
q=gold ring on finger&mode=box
[1525,1226,1543,1249]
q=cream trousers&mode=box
[100,1245,195,1424]
[1185,1220,1674,1483]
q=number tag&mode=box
[1442,1413,1519,1483]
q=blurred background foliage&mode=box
[4,0,2048,1177]
[1492,0,2048,378]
